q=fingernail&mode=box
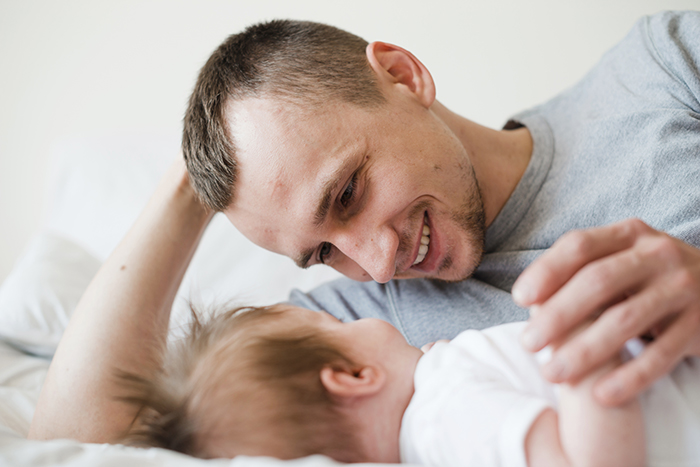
[512,281,534,305]
[529,305,541,318]
[543,357,569,381]
[520,327,543,350]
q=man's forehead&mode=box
[225,97,297,174]
[226,96,349,143]
[226,97,360,173]
[224,96,368,253]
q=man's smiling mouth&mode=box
[412,216,431,266]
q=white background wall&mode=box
[1,0,698,283]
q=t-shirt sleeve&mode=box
[644,11,700,113]
[400,325,557,467]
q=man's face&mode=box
[224,91,485,283]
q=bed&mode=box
[0,131,403,466]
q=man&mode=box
[29,12,700,444]
[182,16,700,406]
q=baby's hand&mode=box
[421,339,449,353]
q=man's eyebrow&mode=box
[295,248,315,269]
[313,154,359,227]
[294,175,340,269]
[295,157,356,269]
[313,168,343,227]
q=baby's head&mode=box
[119,304,421,463]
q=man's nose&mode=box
[332,224,399,283]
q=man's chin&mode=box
[391,271,473,283]
[436,241,487,282]
[392,256,480,283]
[429,266,478,283]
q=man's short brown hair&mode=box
[118,304,366,462]
[182,19,386,212]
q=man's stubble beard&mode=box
[396,167,486,282]
[438,167,486,282]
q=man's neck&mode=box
[431,100,533,227]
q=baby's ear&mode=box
[320,365,385,399]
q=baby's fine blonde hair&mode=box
[116,304,365,462]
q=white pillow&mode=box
[0,233,101,357]
[43,130,178,262]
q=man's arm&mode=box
[28,158,213,442]
[513,218,700,406]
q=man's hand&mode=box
[512,218,700,406]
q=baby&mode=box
[119,304,700,466]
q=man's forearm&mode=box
[28,159,213,443]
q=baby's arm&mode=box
[525,322,645,467]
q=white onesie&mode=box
[399,322,700,467]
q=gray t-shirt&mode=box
[290,11,700,348]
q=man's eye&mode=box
[339,174,358,207]
[319,242,333,264]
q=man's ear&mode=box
[319,365,385,399]
[366,41,436,109]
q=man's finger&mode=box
[521,239,657,352]
[540,276,689,382]
[513,219,649,307]
[593,309,700,406]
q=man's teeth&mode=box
[413,223,431,265]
